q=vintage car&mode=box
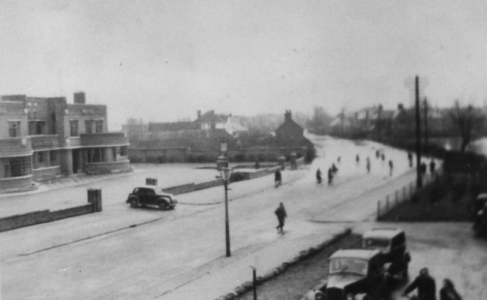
[362,228,410,280]
[318,249,388,300]
[126,186,178,210]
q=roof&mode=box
[196,111,228,123]
[330,249,380,260]
[363,228,403,239]
[149,122,199,132]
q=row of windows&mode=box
[70,120,103,136]
[4,157,31,178]
[4,119,105,138]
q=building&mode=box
[275,110,315,161]
[0,93,131,193]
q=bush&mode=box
[234,154,245,162]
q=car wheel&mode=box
[129,197,139,208]
[158,202,169,211]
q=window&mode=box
[85,120,94,134]
[87,148,106,163]
[70,120,79,137]
[50,151,59,166]
[6,158,31,177]
[95,120,103,133]
[329,258,368,276]
[8,121,21,137]
[38,152,45,163]
[120,146,128,156]
[35,121,46,135]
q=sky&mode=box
[1,0,487,130]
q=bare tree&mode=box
[449,101,486,152]
[307,106,332,135]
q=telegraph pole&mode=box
[424,97,428,151]
[415,76,422,188]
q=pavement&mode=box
[0,135,440,300]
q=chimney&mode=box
[74,91,86,104]
[285,110,292,121]
[197,110,201,119]
[397,103,404,110]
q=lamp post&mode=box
[217,141,231,257]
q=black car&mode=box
[126,186,178,210]
[362,228,410,280]
[319,249,388,300]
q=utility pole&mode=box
[377,104,382,142]
[424,97,428,151]
[415,76,422,188]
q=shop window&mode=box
[8,121,21,137]
[87,148,106,163]
[7,158,31,177]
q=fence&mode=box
[376,172,439,221]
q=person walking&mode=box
[440,278,462,300]
[389,160,394,177]
[327,167,334,185]
[366,157,371,174]
[408,152,413,168]
[403,268,437,300]
[274,202,287,234]
[274,169,282,188]
[316,168,322,184]
[356,154,360,165]
[429,160,436,175]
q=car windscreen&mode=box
[329,258,368,276]
[363,238,390,249]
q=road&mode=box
[0,135,418,299]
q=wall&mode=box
[32,166,62,181]
[0,204,93,233]
[194,179,223,191]
[0,175,34,192]
[162,183,195,195]
[84,160,131,175]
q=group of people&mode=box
[403,268,462,300]
[316,163,338,185]
[408,152,437,176]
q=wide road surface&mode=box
[1,135,417,299]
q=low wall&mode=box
[0,175,35,193]
[194,179,223,191]
[163,183,195,195]
[84,160,132,175]
[33,166,62,181]
[247,166,281,180]
[0,204,94,233]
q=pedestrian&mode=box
[440,278,462,300]
[403,268,437,300]
[408,152,413,168]
[328,167,334,185]
[274,202,287,234]
[337,156,341,164]
[316,168,322,184]
[274,169,282,188]
[421,162,427,176]
[366,157,371,174]
[429,160,436,175]
[381,153,385,161]
[388,160,393,177]
[255,161,260,169]
[376,150,380,159]
[356,154,360,164]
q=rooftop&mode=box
[363,228,403,239]
[330,249,380,260]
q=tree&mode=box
[307,106,332,135]
[449,101,486,152]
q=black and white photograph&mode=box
[0,1,486,299]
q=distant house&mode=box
[275,110,315,161]
[195,110,248,137]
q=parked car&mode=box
[362,228,410,280]
[126,186,177,210]
[318,249,388,300]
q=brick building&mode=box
[0,92,131,193]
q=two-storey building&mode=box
[0,92,131,193]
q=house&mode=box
[275,110,315,161]
[0,92,131,193]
